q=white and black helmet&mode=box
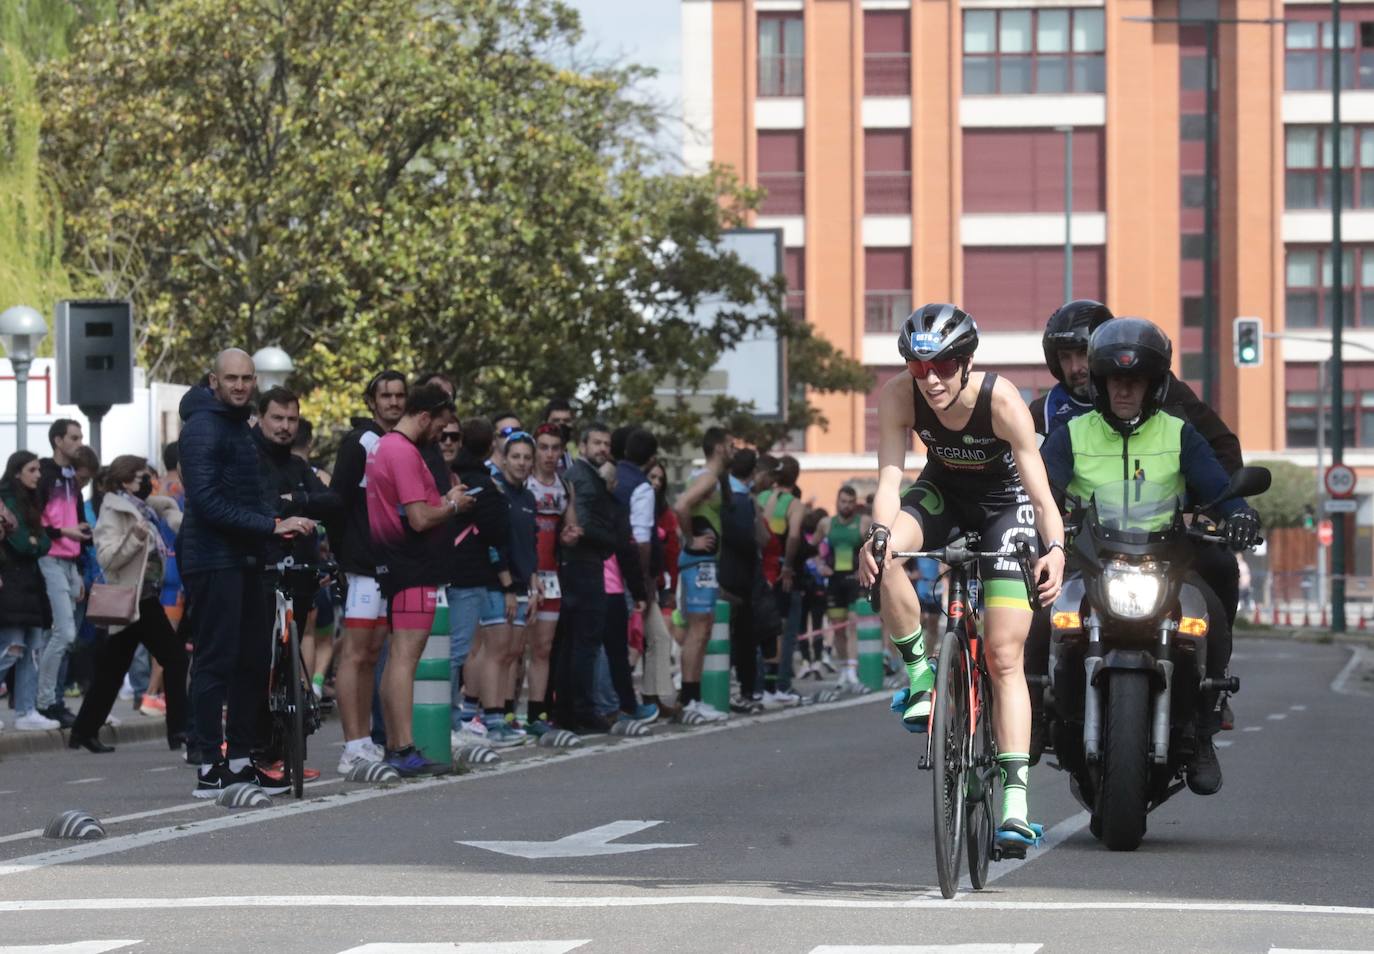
[897,303,980,363]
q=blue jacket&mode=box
[176,386,275,575]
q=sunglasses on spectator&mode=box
[503,430,534,449]
[439,431,462,443]
[498,424,525,437]
[907,358,962,379]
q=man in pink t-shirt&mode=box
[364,383,472,777]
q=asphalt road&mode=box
[0,637,1371,954]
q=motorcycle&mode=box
[1042,466,1270,851]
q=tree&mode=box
[39,0,865,450]
[1247,459,1315,530]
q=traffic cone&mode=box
[1358,610,1368,631]
[1320,605,1329,628]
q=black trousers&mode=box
[185,568,270,761]
[602,592,637,713]
[72,596,187,743]
[554,561,609,722]
[1193,541,1240,629]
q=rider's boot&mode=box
[1187,723,1224,796]
[995,753,1043,850]
[890,627,934,730]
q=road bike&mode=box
[265,557,330,799]
[870,531,1037,899]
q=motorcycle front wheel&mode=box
[1096,669,1150,851]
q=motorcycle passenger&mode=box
[1038,317,1261,796]
[859,303,1066,848]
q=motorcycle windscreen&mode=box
[1088,479,1182,544]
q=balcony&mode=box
[759,54,804,98]
[864,53,911,97]
[759,172,805,215]
[865,291,912,333]
[864,171,911,214]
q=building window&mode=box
[962,8,1105,96]
[1282,19,1374,91]
[1285,125,1374,209]
[758,130,804,215]
[864,248,912,334]
[1182,296,1204,328]
[759,14,804,97]
[1181,175,1207,208]
[864,11,911,97]
[784,247,805,323]
[1181,233,1207,261]
[963,246,1106,332]
[864,130,912,214]
[1284,246,1367,328]
[963,127,1105,213]
[1180,114,1207,141]
[1180,353,1205,382]
[1285,389,1358,448]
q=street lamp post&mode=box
[0,305,50,452]
[1331,0,1349,632]
[252,346,294,391]
[1056,125,1074,302]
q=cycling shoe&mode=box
[995,819,1044,847]
[889,687,930,733]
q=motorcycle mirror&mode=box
[1203,465,1272,509]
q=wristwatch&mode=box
[1045,540,1065,554]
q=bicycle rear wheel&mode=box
[931,625,969,899]
[286,619,306,799]
[965,659,996,889]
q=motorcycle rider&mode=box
[1039,317,1261,795]
[1026,300,1246,759]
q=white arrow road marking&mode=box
[1332,646,1373,696]
[339,944,589,953]
[0,943,141,954]
[458,820,694,859]
[811,947,1043,954]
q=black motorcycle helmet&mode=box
[1087,317,1173,433]
[1044,299,1114,385]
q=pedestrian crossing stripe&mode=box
[809,947,1042,954]
[339,944,590,953]
[0,943,142,954]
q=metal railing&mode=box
[863,53,911,97]
[864,171,912,214]
[759,172,804,215]
[864,291,912,333]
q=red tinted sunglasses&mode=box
[907,358,961,379]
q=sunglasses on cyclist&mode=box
[907,358,962,379]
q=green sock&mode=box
[998,752,1030,823]
[891,627,934,722]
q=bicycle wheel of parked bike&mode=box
[965,656,996,889]
[931,624,969,899]
[283,619,306,799]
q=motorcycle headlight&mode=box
[1101,560,1166,620]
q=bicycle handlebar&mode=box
[263,556,338,578]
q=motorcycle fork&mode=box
[1151,622,1176,765]
[1083,614,1103,763]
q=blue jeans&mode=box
[447,586,487,729]
[594,649,620,716]
[129,645,152,698]
[0,626,43,714]
[36,557,84,710]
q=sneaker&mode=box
[118,678,134,702]
[258,761,321,785]
[626,702,659,723]
[729,695,763,715]
[362,739,386,762]
[192,762,236,798]
[526,719,553,738]
[231,763,291,795]
[459,717,489,739]
[14,710,59,731]
[763,689,801,708]
[337,747,376,775]
[39,703,76,729]
[687,699,729,723]
[139,694,167,717]
[385,745,452,777]
[483,720,528,748]
[104,713,122,728]
[64,684,82,699]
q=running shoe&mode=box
[686,699,728,723]
[729,695,763,715]
[258,761,321,785]
[337,747,378,775]
[525,719,553,738]
[14,710,59,731]
[192,762,236,798]
[483,721,528,748]
[139,694,167,717]
[459,717,489,739]
[363,739,386,761]
[763,689,801,708]
[384,746,452,777]
[626,702,659,723]
[232,763,292,795]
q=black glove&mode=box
[1223,509,1260,552]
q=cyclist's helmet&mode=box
[898,303,979,363]
[1088,317,1173,431]
[1043,299,1113,384]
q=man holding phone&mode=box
[34,418,92,728]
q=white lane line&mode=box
[1242,726,1263,733]
[1214,740,1233,748]
[0,945,138,954]
[145,766,176,773]
[1266,713,1288,721]
[340,945,589,954]
[1289,704,1308,712]
[64,778,104,786]
[959,811,1092,894]
[0,692,887,877]
[1,896,1372,917]
[1332,645,1372,696]
[812,947,1042,954]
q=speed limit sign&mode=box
[1325,464,1357,498]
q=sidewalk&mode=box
[0,693,168,757]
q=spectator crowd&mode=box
[0,349,899,793]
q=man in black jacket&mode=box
[180,349,315,797]
[553,422,620,733]
[330,370,406,774]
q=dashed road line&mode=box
[1266,713,1287,721]
[1289,704,1307,712]
[64,778,104,786]
[1242,726,1263,733]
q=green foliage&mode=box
[39,0,866,450]
[1248,459,1316,529]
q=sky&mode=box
[564,0,684,152]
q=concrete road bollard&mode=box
[413,590,451,765]
[852,597,884,691]
[701,599,732,714]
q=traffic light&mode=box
[1234,317,1262,367]
[1303,503,1316,531]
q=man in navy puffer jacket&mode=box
[179,349,315,798]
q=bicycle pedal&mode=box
[993,842,1028,861]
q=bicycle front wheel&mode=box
[931,625,969,899]
[286,619,306,799]
[965,660,996,889]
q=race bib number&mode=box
[695,562,718,588]
[835,551,855,574]
[537,570,562,600]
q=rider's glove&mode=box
[1223,509,1261,552]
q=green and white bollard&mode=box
[413,589,451,765]
[852,597,883,692]
[701,599,732,714]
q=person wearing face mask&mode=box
[68,456,189,753]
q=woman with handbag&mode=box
[0,452,60,731]
[69,456,188,753]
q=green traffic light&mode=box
[1240,345,1257,362]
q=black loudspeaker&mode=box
[55,300,134,407]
